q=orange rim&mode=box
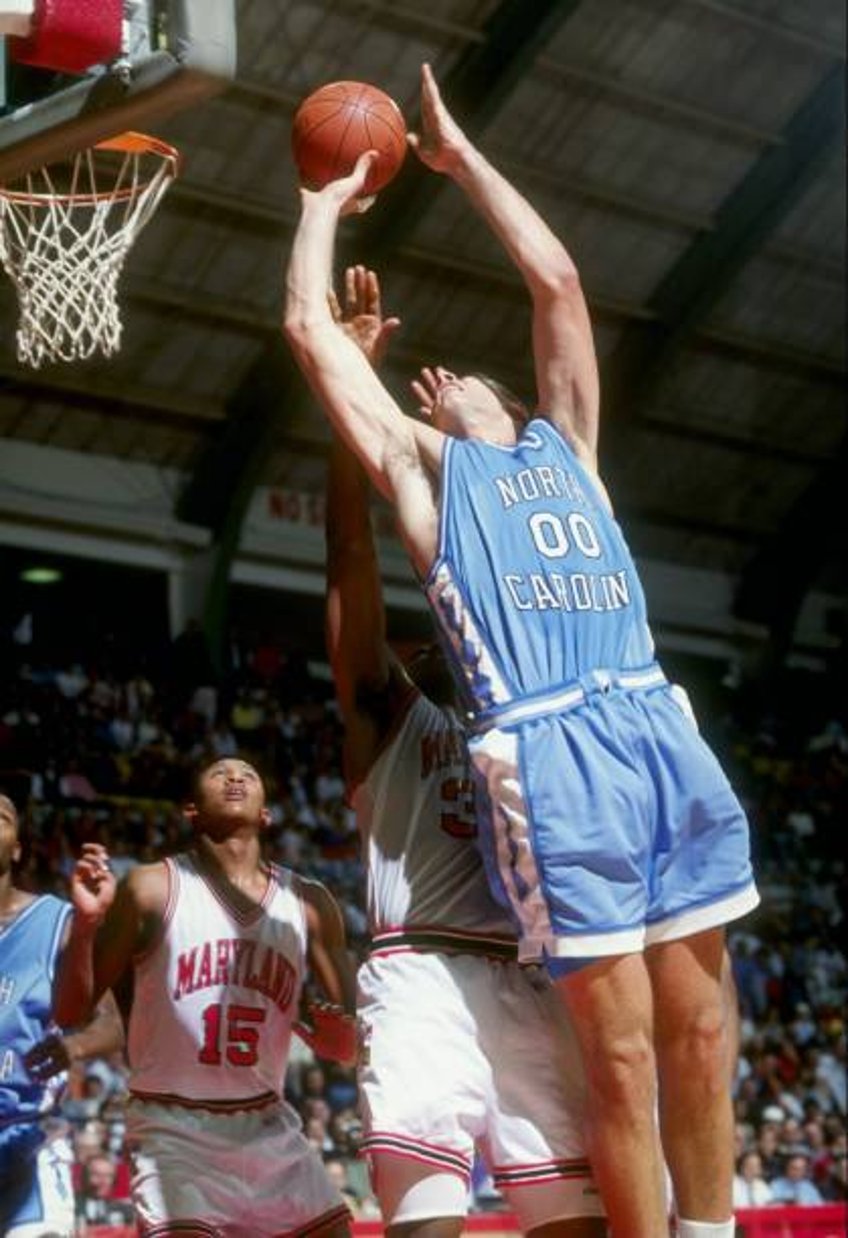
[94,131,180,162]
[0,131,181,205]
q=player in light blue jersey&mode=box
[0,792,124,1238]
[285,61,758,1238]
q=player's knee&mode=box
[663,1002,728,1087]
[585,1027,656,1106]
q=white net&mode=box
[0,135,178,368]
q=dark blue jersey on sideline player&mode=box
[426,418,656,719]
[1,895,70,1142]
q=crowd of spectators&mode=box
[1,619,845,1225]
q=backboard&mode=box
[0,0,236,182]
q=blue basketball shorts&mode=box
[468,681,759,965]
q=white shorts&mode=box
[357,951,604,1227]
[126,1096,349,1237]
[3,1133,74,1238]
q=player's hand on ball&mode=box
[328,264,400,366]
[303,150,379,216]
[409,62,469,174]
[70,842,117,925]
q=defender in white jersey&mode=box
[323,268,604,1237]
[286,65,752,1238]
[0,792,123,1238]
[55,760,357,1238]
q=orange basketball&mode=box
[292,81,407,196]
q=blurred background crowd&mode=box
[1,615,845,1225]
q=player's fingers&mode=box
[76,856,106,879]
[344,266,356,313]
[352,193,376,215]
[355,264,369,310]
[327,288,341,322]
[80,842,109,861]
[420,366,441,397]
[365,268,381,317]
[409,379,430,404]
[354,148,378,175]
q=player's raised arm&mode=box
[296,878,358,1066]
[284,158,443,493]
[410,62,600,467]
[326,426,388,719]
[324,267,413,783]
[53,843,166,1027]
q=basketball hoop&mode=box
[0,132,179,367]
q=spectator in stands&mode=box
[57,757,98,804]
[75,1151,135,1229]
[732,1151,773,1207]
[322,1156,361,1218]
[71,1119,110,1170]
[769,1151,825,1205]
[818,1144,847,1202]
[62,1067,110,1124]
[756,1119,784,1181]
[815,1031,847,1112]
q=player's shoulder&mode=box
[22,890,70,927]
[291,871,333,904]
[123,857,171,911]
[33,890,68,911]
[292,873,344,927]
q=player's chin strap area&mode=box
[469,662,667,733]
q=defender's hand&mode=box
[295,999,358,1066]
[328,264,401,366]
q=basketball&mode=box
[292,81,407,196]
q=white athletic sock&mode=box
[676,1219,735,1238]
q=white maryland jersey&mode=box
[351,689,514,945]
[128,853,306,1109]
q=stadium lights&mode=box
[20,566,62,584]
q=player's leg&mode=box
[371,1154,465,1238]
[638,683,755,1238]
[358,953,484,1238]
[482,963,607,1238]
[722,947,740,1082]
[525,1219,606,1238]
[647,927,735,1228]
[552,953,669,1237]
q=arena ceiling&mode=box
[0,0,845,639]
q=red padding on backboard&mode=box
[11,0,123,74]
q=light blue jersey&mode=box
[425,417,758,964]
[1,894,74,1236]
[427,418,656,719]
